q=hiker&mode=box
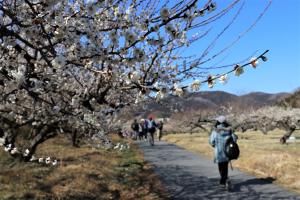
[140,119,148,140]
[209,116,238,189]
[156,120,164,141]
[138,121,144,141]
[146,116,157,146]
[131,119,139,140]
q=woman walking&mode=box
[209,116,238,190]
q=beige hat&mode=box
[215,115,226,123]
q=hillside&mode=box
[277,89,300,108]
[118,91,289,133]
[124,91,289,120]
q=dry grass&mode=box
[0,134,169,200]
[163,130,300,194]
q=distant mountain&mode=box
[239,92,289,108]
[123,91,289,120]
[277,89,300,108]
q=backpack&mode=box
[224,135,240,160]
[147,120,156,133]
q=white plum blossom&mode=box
[125,6,134,15]
[234,65,244,76]
[124,31,137,44]
[156,90,167,101]
[165,24,176,36]
[114,143,121,149]
[109,31,118,44]
[160,8,170,20]
[4,144,12,152]
[133,48,145,61]
[219,74,228,85]
[119,144,125,151]
[114,7,119,16]
[45,157,51,164]
[250,57,259,68]
[11,65,26,86]
[23,149,30,157]
[30,155,37,162]
[207,76,216,88]
[151,24,160,32]
[190,80,201,91]
[135,91,146,104]
[71,97,79,107]
[10,147,18,155]
[208,82,214,88]
[52,160,58,166]
[174,87,184,97]
[130,71,141,82]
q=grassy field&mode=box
[0,134,169,200]
[163,130,300,194]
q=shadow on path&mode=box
[137,141,300,200]
[232,177,276,193]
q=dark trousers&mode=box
[218,161,229,184]
[143,130,147,139]
[138,132,143,140]
[148,132,154,146]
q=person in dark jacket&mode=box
[138,121,144,141]
[140,119,148,140]
[146,116,157,146]
[209,116,238,189]
[131,119,139,140]
[156,120,164,141]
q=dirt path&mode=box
[137,140,300,200]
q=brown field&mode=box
[0,134,168,200]
[163,130,300,194]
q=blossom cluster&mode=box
[113,142,130,151]
[0,136,58,166]
[225,106,300,132]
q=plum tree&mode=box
[0,0,271,159]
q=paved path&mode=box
[137,140,300,200]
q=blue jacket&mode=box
[209,125,238,163]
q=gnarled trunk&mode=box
[280,126,296,144]
[25,125,57,160]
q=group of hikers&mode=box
[130,115,238,190]
[130,116,163,146]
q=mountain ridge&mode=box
[123,91,290,120]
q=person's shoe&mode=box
[219,183,226,191]
[225,180,231,191]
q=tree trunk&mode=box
[72,129,79,147]
[25,125,56,160]
[280,126,296,144]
